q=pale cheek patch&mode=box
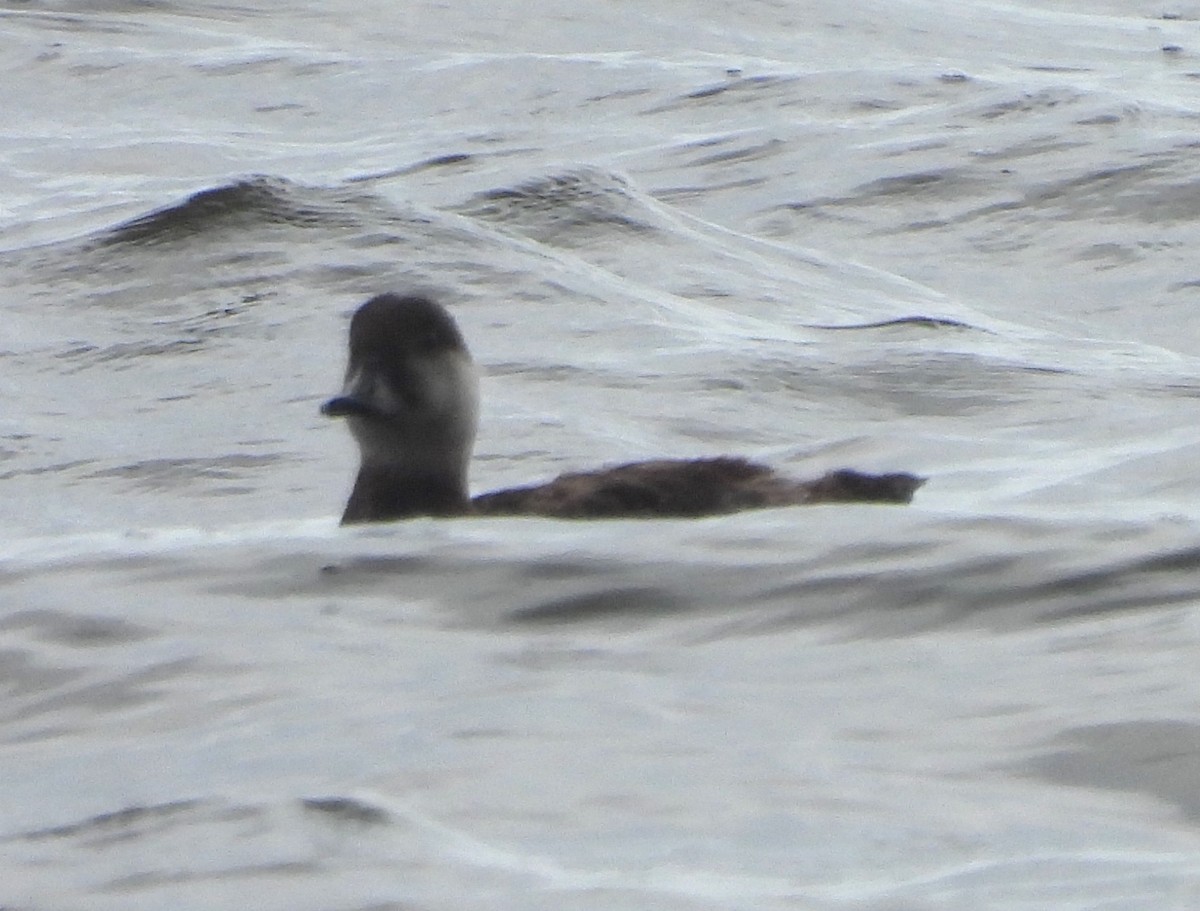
[343,365,404,414]
[417,353,479,426]
[369,375,405,414]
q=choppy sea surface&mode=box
[6,1,1200,908]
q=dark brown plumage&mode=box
[322,294,923,523]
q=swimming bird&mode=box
[321,293,923,523]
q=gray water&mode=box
[5,1,1200,908]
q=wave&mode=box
[99,176,386,247]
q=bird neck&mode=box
[340,462,470,523]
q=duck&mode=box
[321,293,923,523]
